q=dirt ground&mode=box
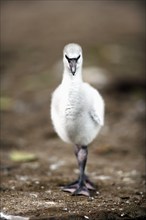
[0,1,146,220]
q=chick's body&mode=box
[50,43,104,196]
[51,82,103,146]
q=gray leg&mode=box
[62,145,95,196]
[72,146,90,196]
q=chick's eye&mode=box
[77,55,81,61]
[65,55,70,62]
[74,55,81,62]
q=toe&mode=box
[72,186,90,197]
[62,186,76,194]
[85,181,96,190]
[85,176,96,190]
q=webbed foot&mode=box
[62,176,95,196]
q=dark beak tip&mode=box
[71,70,76,76]
[71,69,76,75]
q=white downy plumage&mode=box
[50,43,104,196]
[51,43,104,146]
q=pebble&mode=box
[84,215,89,219]
[18,176,29,181]
[88,197,94,201]
[45,190,52,194]
[30,193,38,198]
[35,181,40,185]
[135,191,144,196]
[45,201,57,206]
[117,170,123,176]
[121,213,125,217]
[11,186,15,190]
[122,177,134,183]
[117,186,121,190]
[50,161,65,171]
[94,175,111,180]
[62,207,68,211]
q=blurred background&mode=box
[0,0,146,217]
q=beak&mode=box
[69,59,77,75]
